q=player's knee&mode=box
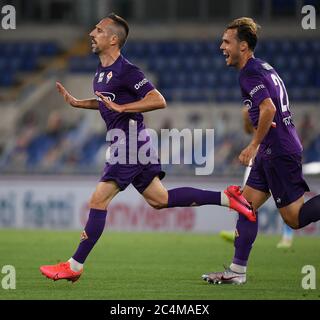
[289,222,299,230]
[283,217,299,230]
[89,195,108,210]
[147,198,168,210]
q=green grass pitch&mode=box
[0,230,319,300]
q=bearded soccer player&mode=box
[39,13,255,283]
[202,17,320,285]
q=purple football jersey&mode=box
[93,55,154,135]
[93,55,165,191]
[239,57,302,158]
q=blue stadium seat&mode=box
[212,56,225,70]
[204,73,218,89]
[21,56,37,71]
[159,41,180,57]
[205,40,221,55]
[279,40,294,54]
[79,133,106,165]
[296,41,309,54]
[40,42,59,56]
[287,55,300,69]
[0,41,59,88]
[279,71,293,88]
[311,40,320,54]
[289,87,305,102]
[183,57,197,71]
[273,55,287,70]
[69,56,98,73]
[0,72,14,87]
[167,57,181,70]
[27,134,58,166]
[198,57,211,71]
[67,39,319,102]
[161,89,175,102]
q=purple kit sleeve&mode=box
[240,73,271,106]
[124,65,155,99]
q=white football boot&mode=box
[202,267,246,285]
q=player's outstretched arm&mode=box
[95,89,166,113]
[56,82,99,110]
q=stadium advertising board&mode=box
[0,177,319,235]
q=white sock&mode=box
[68,258,83,272]
[221,192,229,207]
[230,263,246,274]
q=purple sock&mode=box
[233,212,258,267]
[72,208,107,264]
[167,187,221,207]
[298,195,320,228]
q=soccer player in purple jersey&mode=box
[202,17,320,285]
[39,13,255,283]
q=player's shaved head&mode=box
[105,13,129,49]
[226,17,260,51]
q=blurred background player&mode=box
[221,223,294,248]
[39,13,254,283]
[203,17,320,285]
[276,223,294,248]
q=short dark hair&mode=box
[107,13,129,49]
[226,17,260,51]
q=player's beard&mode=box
[91,39,101,54]
[229,52,240,68]
[92,46,101,54]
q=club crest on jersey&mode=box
[106,71,113,84]
[98,72,105,83]
[80,231,88,242]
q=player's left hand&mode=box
[95,91,126,113]
[239,143,258,166]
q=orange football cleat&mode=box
[40,261,83,283]
[224,185,256,222]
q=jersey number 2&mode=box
[270,74,289,112]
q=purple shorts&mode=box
[100,162,165,194]
[246,152,309,208]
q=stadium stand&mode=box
[0,41,60,87]
[0,38,319,175]
[67,39,320,103]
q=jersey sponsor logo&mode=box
[244,99,252,110]
[249,84,265,97]
[98,72,105,83]
[134,78,148,90]
[97,91,116,102]
[106,71,113,84]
